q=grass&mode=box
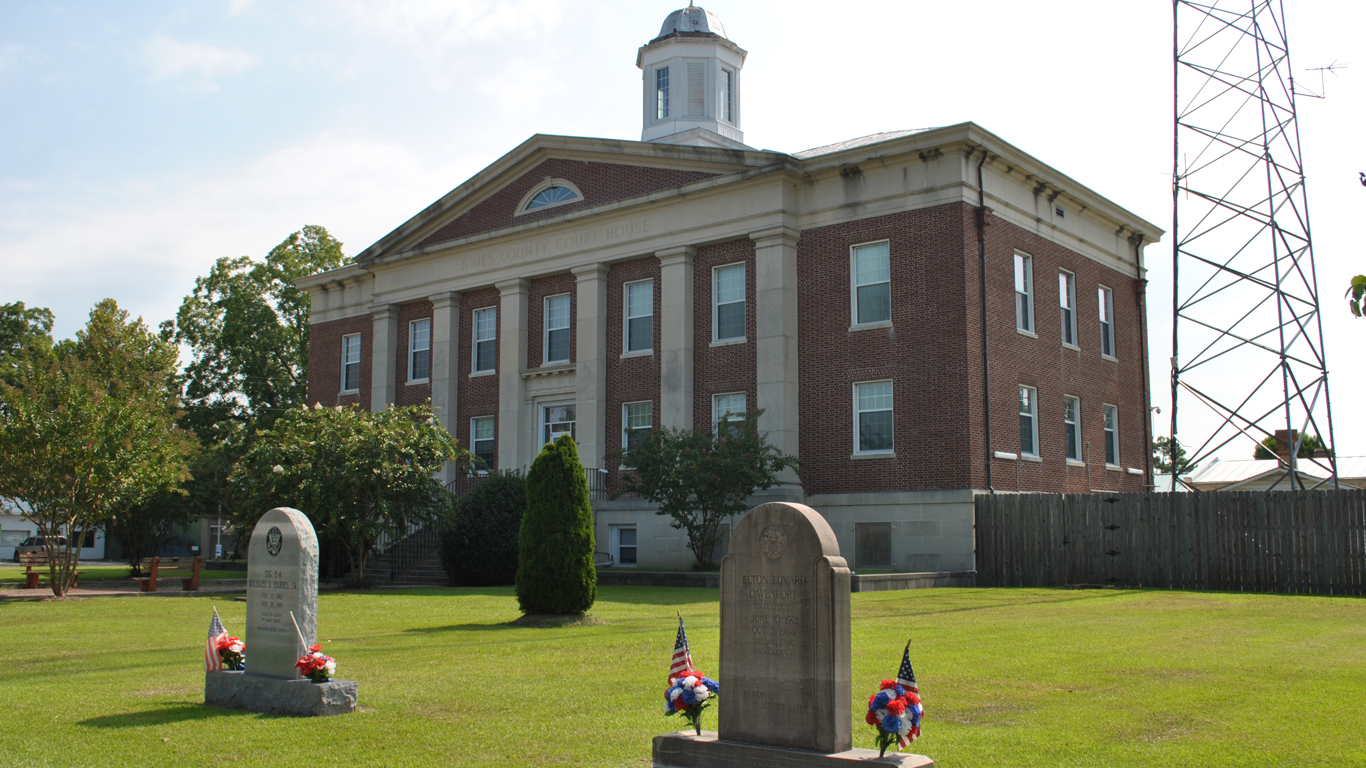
[0,565,244,584]
[0,586,1363,767]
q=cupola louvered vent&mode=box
[687,63,704,116]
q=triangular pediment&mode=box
[356,134,779,264]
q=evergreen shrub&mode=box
[515,434,596,615]
[439,471,526,586]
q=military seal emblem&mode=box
[761,525,786,560]
[266,526,283,557]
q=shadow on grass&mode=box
[78,704,268,729]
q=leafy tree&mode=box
[516,435,596,615]
[172,225,346,442]
[439,472,526,586]
[1348,274,1365,318]
[1254,433,1329,461]
[1152,435,1199,475]
[608,410,801,570]
[0,301,54,377]
[231,402,466,585]
[0,301,196,596]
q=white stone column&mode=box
[572,264,609,469]
[369,304,399,412]
[657,245,696,430]
[496,278,530,474]
[429,291,461,482]
[752,226,801,496]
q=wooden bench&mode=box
[17,552,83,589]
[137,556,203,592]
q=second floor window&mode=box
[473,307,496,373]
[623,401,653,451]
[1064,395,1081,462]
[855,380,894,454]
[713,391,746,437]
[626,280,653,353]
[1015,252,1034,332]
[545,294,570,363]
[1060,270,1077,346]
[341,334,361,392]
[853,241,891,325]
[1099,285,1115,357]
[714,263,745,341]
[409,318,430,381]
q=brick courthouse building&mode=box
[299,6,1163,572]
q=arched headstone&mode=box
[245,507,319,679]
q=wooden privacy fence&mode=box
[975,489,1366,595]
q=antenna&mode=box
[1171,0,1339,489]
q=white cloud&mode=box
[141,35,259,90]
[332,0,566,56]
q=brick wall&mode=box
[604,257,662,480]
[457,286,502,468]
[797,207,975,495]
[418,159,717,248]
[692,238,757,431]
[395,299,433,408]
[526,273,577,369]
[308,314,372,410]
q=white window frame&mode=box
[720,68,733,123]
[624,279,654,354]
[610,524,638,567]
[712,392,747,432]
[541,402,576,446]
[470,417,495,474]
[340,333,361,393]
[472,307,497,374]
[622,400,653,452]
[1019,385,1039,458]
[1098,285,1116,359]
[1063,395,1082,463]
[1103,404,1120,468]
[1059,269,1078,347]
[850,239,892,327]
[853,380,895,456]
[408,318,431,383]
[544,293,571,364]
[655,66,669,120]
[712,262,746,343]
[1015,252,1035,334]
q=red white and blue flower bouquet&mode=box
[865,679,922,756]
[295,644,337,683]
[215,635,246,671]
[664,670,720,735]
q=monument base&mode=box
[653,732,933,768]
[205,670,358,717]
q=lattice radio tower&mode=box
[1171,0,1338,488]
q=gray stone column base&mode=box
[205,670,358,717]
[653,732,933,767]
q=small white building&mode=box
[1,498,107,561]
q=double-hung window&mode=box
[408,318,430,382]
[852,241,891,325]
[623,401,653,452]
[656,67,670,119]
[544,294,570,364]
[1063,395,1081,462]
[1103,405,1119,466]
[471,417,495,472]
[713,392,746,437]
[611,525,637,566]
[721,68,733,123]
[625,280,653,353]
[713,263,745,341]
[854,381,894,454]
[1019,386,1039,457]
[472,307,496,373]
[341,334,361,392]
[1060,270,1077,346]
[1015,252,1034,332]
[1098,285,1115,357]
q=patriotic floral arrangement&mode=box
[215,635,246,671]
[664,670,720,735]
[295,644,337,683]
[865,679,922,757]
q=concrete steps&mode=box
[364,527,449,586]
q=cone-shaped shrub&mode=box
[515,434,597,615]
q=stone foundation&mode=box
[205,670,358,717]
[653,732,934,768]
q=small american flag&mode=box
[205,607,228,672]
[896,641,920,747]
[669,613,694,682]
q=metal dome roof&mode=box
[654,4,728,41]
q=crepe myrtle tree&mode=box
[608,410,801,570]
[232,402,469,584]
[0,301,196,597]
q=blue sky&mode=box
[2,0,1362,456]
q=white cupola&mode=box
[636,4,748,149]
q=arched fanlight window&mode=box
[524,185,580,211]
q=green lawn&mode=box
[0,565,244,583]
[0,586,1362,767]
